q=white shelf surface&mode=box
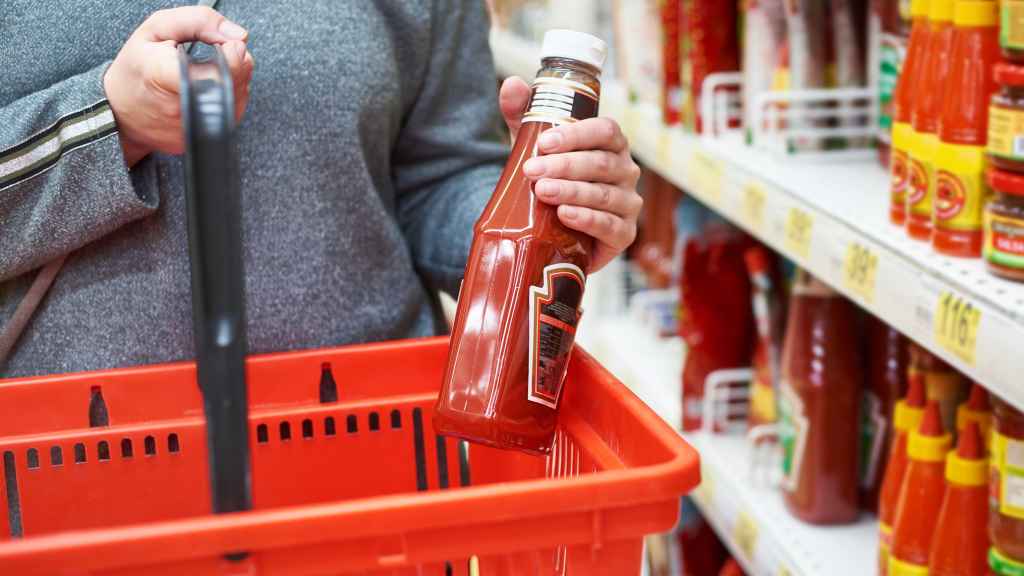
[491,28,1024,413]
[578,316,877,576]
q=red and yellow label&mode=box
[985,212,1024,270]
[908,131,938,219]
[988,105,1024,161]
[891,122,914,209]
[934,142,989,232]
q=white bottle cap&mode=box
[539,29,607,71]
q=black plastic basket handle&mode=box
[178,44,252,516]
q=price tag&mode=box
[784,206,814,260]
[732,511,759,561]
[842,242,879,303]
[656,131,673,167]
[742,182,767,232]
[688,149,723,203]
[933,291,982,365]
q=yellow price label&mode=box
[933,291,981,365]
[843,242,879,303]
[688,149,723,202]
[784,207,813,260]
[732,511,759,560]
[656,131,673,167]
[742,182,767,231]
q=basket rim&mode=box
[0,337,700,571]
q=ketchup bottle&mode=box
[744,245,786,428]
[862,317,909,513]
[779,272,863,525]
[933,1,1000,258]
[890,0,932,225]
[890,401,954,574]
[879,373,927,575]
[434,30,606,455]
[907,0,954,241]
[929,421,990,576]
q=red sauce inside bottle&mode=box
[435,35,606,456]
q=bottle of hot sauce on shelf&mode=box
[434,30,606,455]
[907,0,955,241]
[958,383,993,446]
[890,401,954,575]
[879,373,927,575]
[862,317,909,513]
[929,421,990,576]
[933,1,999,258]
[890,0,932,225]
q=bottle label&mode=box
[860,391,887,489]
[1002,1,1024,51]
[527,263,585,409]
[889,556,930,576]
[891,122,913,208]
[988,105,1024,161]
[750,372,777,424]
[984,212,1024,270]
[879,33,906,136]
[522,77,599,126]
[993,431,1024,520]
[990,547,1024,576]
[908,132,937,219]
[934,143,990,232]
[778,381,808,492]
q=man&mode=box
[0,1,641,377]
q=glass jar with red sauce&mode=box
[779,272,863,525]
[987,64,1024,173]
[435,30,606,455]
[984,168,1024,282]
[990,396,1024,565]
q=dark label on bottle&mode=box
[522,77,599,126]
[528,263,586,409]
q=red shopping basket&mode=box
[0,337,699,575]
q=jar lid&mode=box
[988,168,1024,197]
[540,29,607,71]
[929,0,953,22]
[954,0,997,27]
[995,62,1024,87]
[911,0,930,17]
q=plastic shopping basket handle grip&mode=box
[179,43,252,516]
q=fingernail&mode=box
[220,20,247,40]
[538,131,562,151]
[523,158,544,177]
[562,206,579,220]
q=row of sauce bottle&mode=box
[888,0,1024,283]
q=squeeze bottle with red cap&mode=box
[958,383,993,445]
[907,0,955,241]
[929,421,990,576]
[890,401,954,574]
[891,0,932,225]
[879,373,928,575]
[435,30,606,455]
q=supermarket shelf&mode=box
[579,316,877,576]
[491,28,1024,412]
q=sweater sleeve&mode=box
[0,60,159,282]
[391,0,509,298]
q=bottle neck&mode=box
[522,58,602,126]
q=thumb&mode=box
[139,6,247,45]
[499,76,531,142]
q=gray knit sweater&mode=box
[0,0,507,377]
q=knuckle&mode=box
[598,118,618,142]
[594,153,612,177]
[597,183,613,209]
[629,192,644,215]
